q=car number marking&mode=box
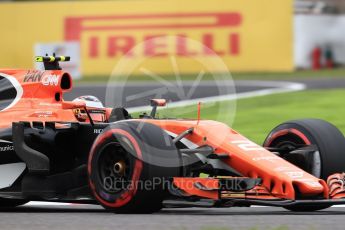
[231,140,264,151]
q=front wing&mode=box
[170,177,345,208]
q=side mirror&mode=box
[150,99,166,118]
[62,101,86,110]
[150,99,167,107]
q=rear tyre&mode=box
[264,119,345,211]
[88,121,181,213]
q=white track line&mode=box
[25,201,76,206]
[127,81,306,113]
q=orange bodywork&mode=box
[143,119,329,200]
[0,69,77,129]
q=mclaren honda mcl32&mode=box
[1,55,345,213]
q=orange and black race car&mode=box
[1,55,345,213]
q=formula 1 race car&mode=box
[1,55,345,213]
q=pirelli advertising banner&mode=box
[0,0,293,76]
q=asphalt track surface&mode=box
[64,78,345,108]
[8,78,345,230]
[64,80,270,107]
[4,204,345,230]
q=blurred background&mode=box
[1,0,345,143]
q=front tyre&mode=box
[264,119,345,211]
[88,121,181,213]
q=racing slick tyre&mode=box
[264,119,345,211]
[0,198,28,208]
[88,121,182,214]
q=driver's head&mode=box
[73,95,106,122]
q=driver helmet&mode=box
[73,95,106,122]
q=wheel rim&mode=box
[268,133,321,178]
[97,142,132,194]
